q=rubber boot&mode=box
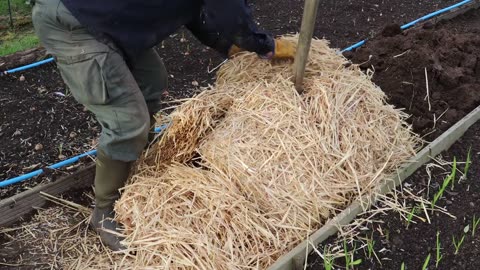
[90,149,132,251]
[90,204,125,251]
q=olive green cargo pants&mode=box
[32,0,168,207]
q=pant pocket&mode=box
[57,54,111,106]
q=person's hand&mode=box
[272,39,295,59]
[228,38,295,60]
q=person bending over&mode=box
[32,0,294,251]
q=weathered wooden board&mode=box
[0,164,95,227]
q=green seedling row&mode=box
[463,146,472,179]
[436,231,443,268]
[472,215,480,237]
[432,158,457,209]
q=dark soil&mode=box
[0,64,98,198]
[251,0,460,50]
[307,115,480,270]
[347,8,480,141]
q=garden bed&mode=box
[306,112,480,270]
[0,0,476,269]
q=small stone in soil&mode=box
[34,143,43,151]
[69,132,77,138]
[37,87,47,94]
[19,75,25,81]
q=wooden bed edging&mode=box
[0,164,95,227]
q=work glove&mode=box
[228,38,296,59]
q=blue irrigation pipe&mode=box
[0,150,97,188]
[0,125,167,188]
[341,0,473,52]
[401,0,473,30]
[3,57,55,74]
[341,40,366,54]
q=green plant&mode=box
[366,236,375,259]
[472,215,480,237]
[452,233,466,255]
[435,231,443,268]
[364,233,381,264]
[450,157,457,190]
[0,0,32,17]
[323,246,335,270]
[384,228,390,242]
[406,206,417,229]
[464,146,472,179]
[0,32,39,56]
[401,262,405,270]
[422,253,431,270]
[343,240,362,269]
[431,163,456,209]
[323,256,334,270]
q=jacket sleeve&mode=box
[185,0,274,57]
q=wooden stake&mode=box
[293,0,320,93]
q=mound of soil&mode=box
[347,9,480,141]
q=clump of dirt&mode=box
[347,9,480,141]
[381,23,402,37]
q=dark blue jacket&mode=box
[60,0,275,59]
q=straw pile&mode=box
[110,36,419,269]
